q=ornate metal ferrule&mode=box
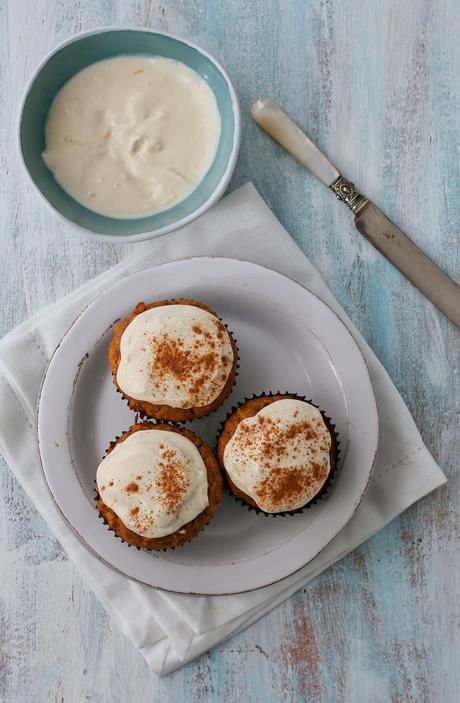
[329,175,369,214]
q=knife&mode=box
[251,99,460,328]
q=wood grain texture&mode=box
[0,0,458,701]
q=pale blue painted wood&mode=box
[0,1,458,701]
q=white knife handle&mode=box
[251,99,340,186]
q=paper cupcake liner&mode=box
[94,421,222,551]
[216,391,341,518]
[111,298,240,424]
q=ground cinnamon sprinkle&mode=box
[213,318,226,338]
[124,481,139,493]
[255,419,321,460]
[310,462,325,481]
[156,449,189,514]
[153,336,195,381]
[257,467,314,508]
[232,413,330,510]
[121,449,191,531]
[148,323,231,403]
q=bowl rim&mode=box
[17,25,241,244]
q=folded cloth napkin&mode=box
[0,184,446,676]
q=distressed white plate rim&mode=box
[37,257,378,594]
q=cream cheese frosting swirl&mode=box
[116,304,234,409]
[223,399,332,513]
[96,429,209,538]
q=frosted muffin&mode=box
[96,422,223,549]
[109,299,238,422]
[217,394,338,515]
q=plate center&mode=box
[69,287,348,566]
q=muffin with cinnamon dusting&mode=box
[217,394,338,515]
[96,422,223,549]
[109,299,238,422]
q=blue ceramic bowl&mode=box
[19,28,240,242]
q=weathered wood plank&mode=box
[0,0,458,701]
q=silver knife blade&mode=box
[354,201,460,328]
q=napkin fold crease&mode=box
[0,184,446,676]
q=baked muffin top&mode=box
[116,304,234,409]
[97,427,209,538]
[223,399,332,513]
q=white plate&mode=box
[37,257,378,594]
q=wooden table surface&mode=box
[1,1,458,701]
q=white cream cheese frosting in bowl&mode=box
[42,55,221,219]
[19,28,241,241]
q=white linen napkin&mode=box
[0,184,446,676]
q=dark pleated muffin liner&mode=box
[94,424,220,551]
[112,299,240,424]
[216,391,341,518]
